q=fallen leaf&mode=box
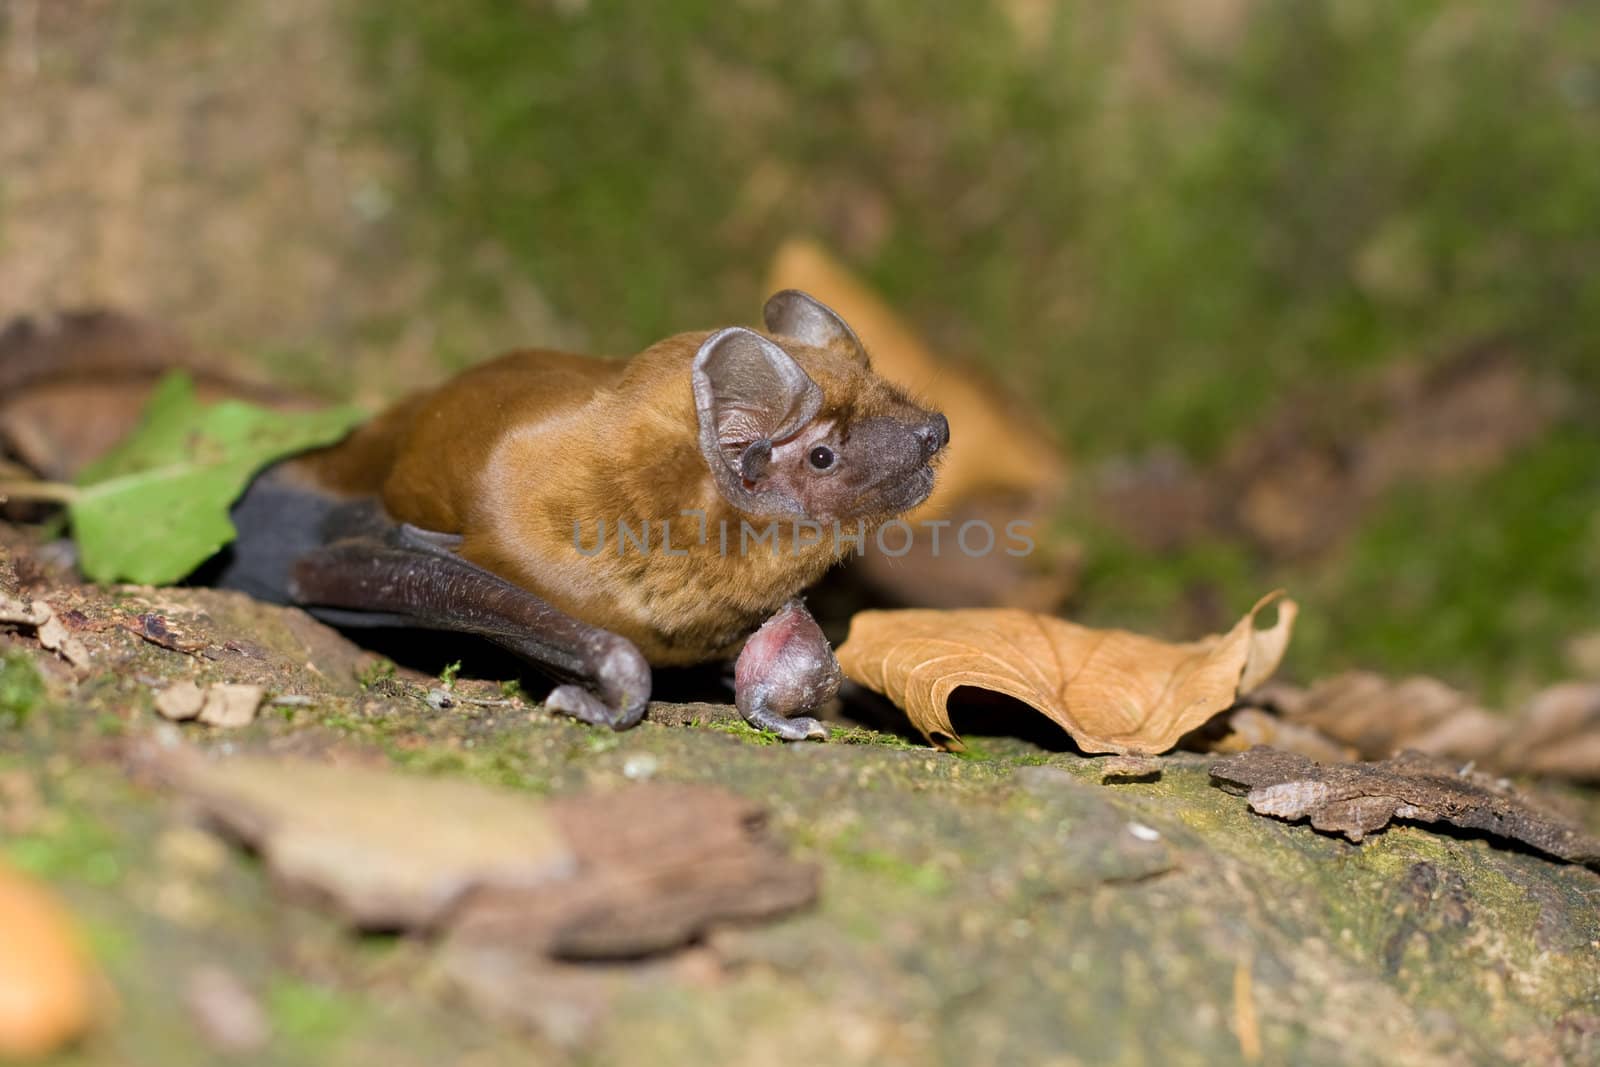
[1500,682,1600,781]
[1243,673,1600,782]
[163,753,819,947]
[68,373,364,585]
[0,862,97,1059]
[162,754,578,929]
[1198,705,1358,765]
[1093,342,1566,563]
[1248,672,1508,765]
[1210,748,1600,866]
[159,751,818,1042]
[196,684,265,728]
[437,783,815,1044]
[836,592,1296,753]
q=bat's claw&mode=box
[742,706,829,742]
[546,684,647,731]
[546,632,651,730]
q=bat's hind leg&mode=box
[288,531,650,730]
[734,600,839,741]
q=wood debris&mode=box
[1210,747,1600,866]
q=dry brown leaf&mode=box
[1093,343,1566,563]
[1501,682,1600,780]
[160,752,817,955]
[1263,673,1510,764]
[1204,707,1357,765]
[1244,674,1600,783]
[837,592,1296,753]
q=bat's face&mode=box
[692,291,947,526]
[758,376,947,526]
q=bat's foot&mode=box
[546,684,646,731]
[735,600,840,743]
[742,704,828,741]
[545,633,651,730]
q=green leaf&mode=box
[70,373,366,585]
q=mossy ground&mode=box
[3,556,1599,1065]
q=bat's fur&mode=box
[290,325,944,664]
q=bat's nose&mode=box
[918,413,950,458]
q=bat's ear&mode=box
[763,289,868,366]
[693,326,822,454]
[693,327,820,516]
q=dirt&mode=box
[0,0,572,403]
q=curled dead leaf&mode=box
[837,592,1296,754]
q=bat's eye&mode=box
[808,445,836,471]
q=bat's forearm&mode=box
[289,533,650,730]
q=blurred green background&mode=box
[4,0,1598,702]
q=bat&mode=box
[2,294,948,739]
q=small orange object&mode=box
[0,863,95,1059]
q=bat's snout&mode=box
[916,413,950,460]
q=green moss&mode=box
[437,660,462,689]
[356,658,398,690]
[0,650,44,726]
[806,825,952,897]
[4,812,123,886]
[1292,427,1600,699]
[359,0,1600,455]
[825,724,920,749]
[703,719,784,746]
[268,978,363,1046]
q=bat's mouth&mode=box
[867,463,937,516]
